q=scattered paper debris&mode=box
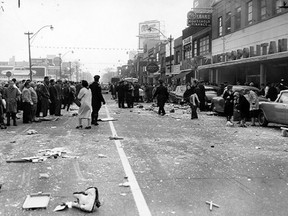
[119,182,130,187]
[109,136,124,140]
[98,154,107,158]
[27,129,37,135]
[39,173,49,179]
[54,203,68,212]
[22,192,51,210]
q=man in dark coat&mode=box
[54,79,63,116]
[89,75,105,125]
[196,80,206,111]
[49,79,57,116]
[153,80,169,116]
[116,81,126,108]
[39,76,50,117]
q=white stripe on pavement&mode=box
[104,105,152,216]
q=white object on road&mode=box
[205,201,219,211]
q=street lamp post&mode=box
[24,25,53,81]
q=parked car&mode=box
[211,85,265,113]
[169,85,219,109]
[258,90,288,126]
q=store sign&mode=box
[212,38,288,63]
[183,36,192,46]
[187,11,212,27]
[146,62,159,73]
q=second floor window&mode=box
[218,17,223,36]
[235,6,241,30]
[260,0,267,20]
[247,1,253,25]
[183,44,192,60]
[226,12,231,34]
[199,36,210,56]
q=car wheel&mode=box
[258,111,268,127]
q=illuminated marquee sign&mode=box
[187,11,212,27]
[212,38,288,63]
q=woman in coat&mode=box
[234,90,250,127]
[4,80,21,126]
[223,85,234,123]
[76,80,92,129]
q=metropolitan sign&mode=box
[146,62,159,73]
[187,11,212,27]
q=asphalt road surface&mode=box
[0,94,288,216]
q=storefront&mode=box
[199,13,288,87]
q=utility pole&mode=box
[169,35,173,75]
[24,32,33,80]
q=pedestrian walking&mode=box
[29,81,38,122]
[4,80,21,126]
[189,88,200,119]
[234,90,250,127]
[153,80,169,116]
[196,80,206,111]
[126,82,134,108]
[266,83,278,101]
[39,76,50,117]
[223,85,234,123]
[76,80,92,129]
[0,88,6,129]
[116,80,126,108]
[21,81,33,124]
[245,87,259,126]
[89,75,105,126]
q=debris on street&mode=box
[22,192,51,210]
[205,201,220,211]
[99,117,117,122]
[39,173,49,179]
[26,129,37,135]
[53,203,68,212]
[6,147,73,163]
[98,154,107,158]
[109,136,124,140]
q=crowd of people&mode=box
[0,77,84,129]
[222,80,288,127]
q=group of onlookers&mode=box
[0,77,80,129]
[223,80,288,127]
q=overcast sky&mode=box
[0,0,194,75]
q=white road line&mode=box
[104,105,152,216]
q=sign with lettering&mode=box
[187,11,212,27]
[146,62,159,73]
[212,38,288,64]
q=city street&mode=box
[1,94,288,216]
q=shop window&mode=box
[260,0,267,20]
[225,12,231,34]
[175,51,180,64]
[218,16,223,36]
[235,6,241,30]
[247,1,253,25]
[193,40,198,57]
[199,36,210,56]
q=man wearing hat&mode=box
[89,75,105,125]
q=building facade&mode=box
[198,0,288,87]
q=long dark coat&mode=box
[153,85,169,107]
[89,82,105,109]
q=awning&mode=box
[198,51,288,70]
[171,71,191,80]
